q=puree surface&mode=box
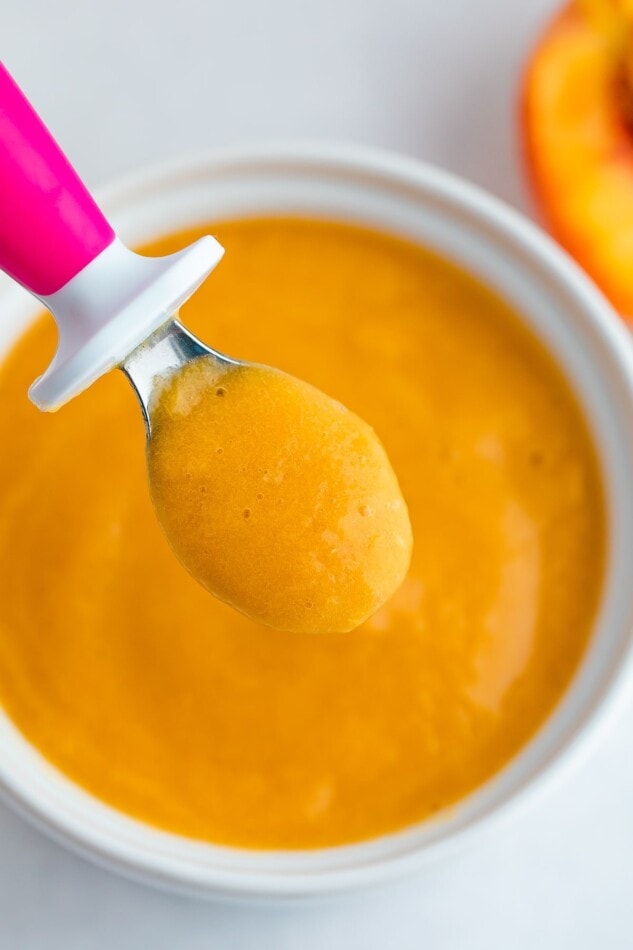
[147,359,412,634]
[0,218,604,849]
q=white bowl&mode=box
[1,145,633,901]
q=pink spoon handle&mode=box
[0,62,115,296]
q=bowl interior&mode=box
[1,147,633,898]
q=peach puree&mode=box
[147,359,412,634]
[0,218,604,849]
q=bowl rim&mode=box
[1,142,633,900]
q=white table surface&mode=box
[2,1,632,946]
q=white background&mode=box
[2,1,632,946]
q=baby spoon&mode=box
[0,61,413,635]
[0,61,226,420]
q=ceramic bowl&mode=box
[0,146,632,900]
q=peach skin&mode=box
[522,1,633,319]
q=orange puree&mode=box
[147,359,412,633]
[0,218,604,849]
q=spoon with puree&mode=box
[0,63,412,633]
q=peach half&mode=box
[523,1,633,319]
